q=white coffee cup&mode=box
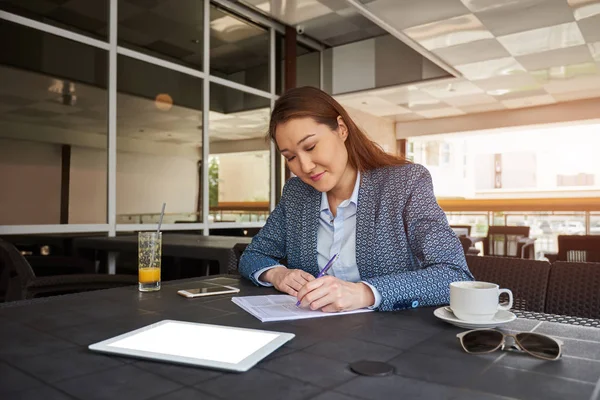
[449,281,513,322]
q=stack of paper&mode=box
[231,295,373,322]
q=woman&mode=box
[239,86,473,312]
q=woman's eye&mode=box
[287,156,296,161]
[306,145,315,151]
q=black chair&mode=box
[25,255,96,276]
[545,261,600,319]
[557,235,600,262]
[466,255,551,312]
[458,236,472,255]
[0,239,137,302]
[232,243,249,273]
[484,226,536,259]
[231,242,287,273]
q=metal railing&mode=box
[446,211,600,258]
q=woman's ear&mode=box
[337,116,349,141]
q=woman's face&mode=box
[275,116,350,193]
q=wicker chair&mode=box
[483,226,535,258]
[557,235,600,262]
[545,261,600,319]
[458,236,472,255]
[231,243,249,274]
[465,255,551,312]
[0,239,137,302]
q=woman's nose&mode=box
[299,155,315,174]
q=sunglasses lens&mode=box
[516,333,561,359]
[462,330,504,353]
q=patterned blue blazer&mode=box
[239,164,473,311]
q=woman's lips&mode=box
[311,172,325,181]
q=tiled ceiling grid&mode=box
[241,0,600,122]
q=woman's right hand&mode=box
[260,267,315,296]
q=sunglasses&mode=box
[457,329,563,361]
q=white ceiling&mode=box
[240,0,600,122]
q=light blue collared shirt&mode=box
[254,172,382,309]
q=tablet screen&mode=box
[108,321,280,364]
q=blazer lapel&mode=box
[356,170,376,279]
[300,185,320,276]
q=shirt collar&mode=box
[320,171,361,212]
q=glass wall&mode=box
[208,83,270,224]
[1,0,325,234]
[210,4,269,92]
[0,0,108,40]
[117,0,204,70]
[116,55,203,225]
[0,19,108,225]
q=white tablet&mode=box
[88,320,294,372]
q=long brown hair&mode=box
[268,86,409,171]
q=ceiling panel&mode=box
[471,0,575,36]
[501,94,556,109]
[455,57,526,80]
[472,73,540,92]
[498,22,585,56]
[403,14,492,51]
[577,13,600,42]
[366,0,470,30]
[516,44,594,70]
[432,38,510,65]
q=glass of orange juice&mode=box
[138,232,162,292]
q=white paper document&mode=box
[231,295,373,322]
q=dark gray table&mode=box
[73,234,252,275]
[1,276,600,400]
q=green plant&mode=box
[208,157,219,207]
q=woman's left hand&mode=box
[296,276,375,312]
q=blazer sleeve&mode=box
[363,165,474,311]
[238,182,289,285]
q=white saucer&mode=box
[433,306,516,329]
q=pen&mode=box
[296,253,339,307]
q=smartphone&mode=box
[177,285,240,298]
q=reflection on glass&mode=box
[116,55,203,224]
[209,84,270,224]
[117,0,204,69]
[0,0,109,40]
[210,5,269,91]
[0,20,107,225]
